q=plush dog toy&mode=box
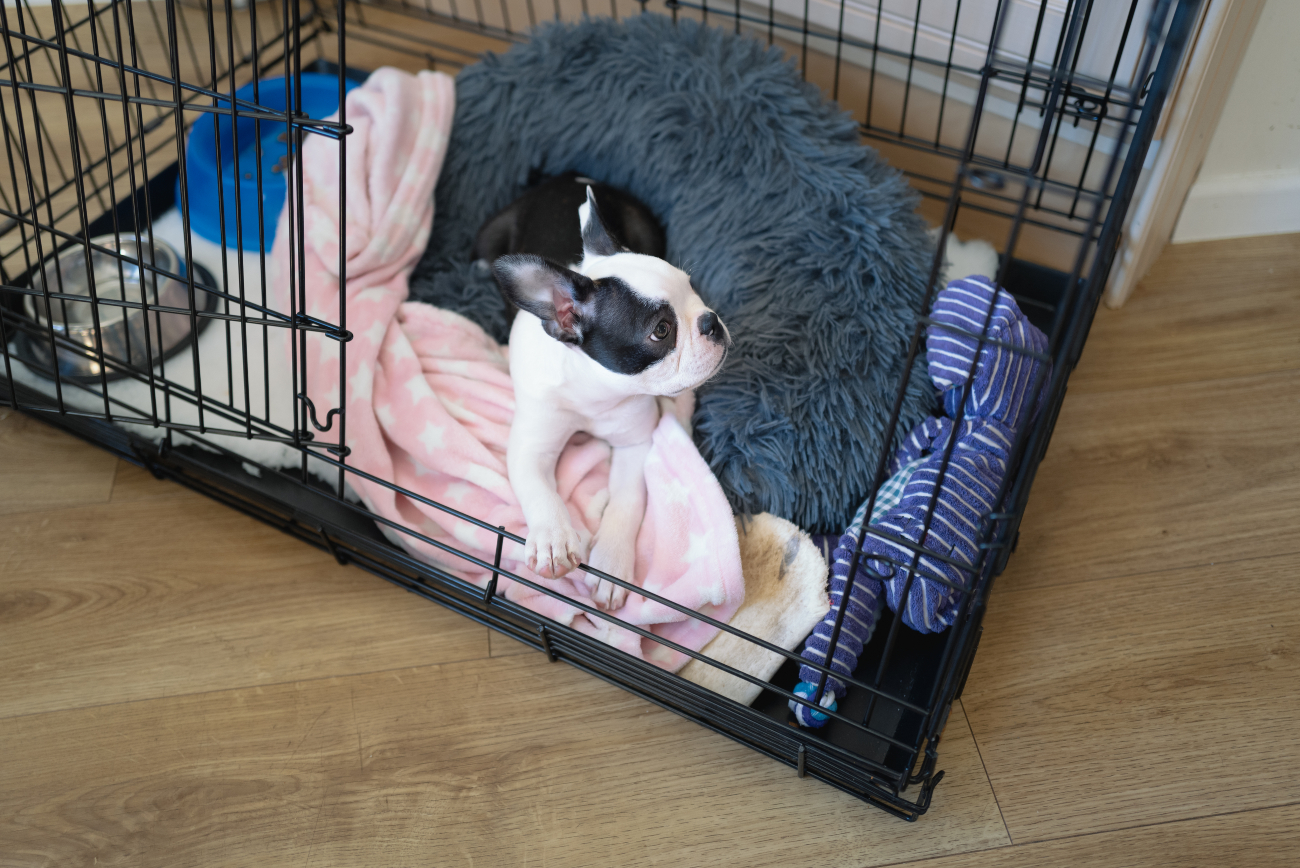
[791,276,1049,727]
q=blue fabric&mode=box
[810,534,838,566]
[847,454,928,532]
[789,454,926,726]
[791,526,883,727]
[792,276,1048,727]
[406,13,936,532]
[879,278,1049,632]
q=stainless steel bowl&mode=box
[20,234,213,381]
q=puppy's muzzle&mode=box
[697,311,731,347]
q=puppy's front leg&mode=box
[509,414,588,579]
[586,440,652,610]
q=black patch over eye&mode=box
[579,278,678,375]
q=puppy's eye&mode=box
[650,320,672,342]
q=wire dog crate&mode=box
[0,0,1201,818]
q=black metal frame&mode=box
[0,0,1203,819]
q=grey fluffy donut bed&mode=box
[407,14,936,533]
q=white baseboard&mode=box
[1172,171,1300,244]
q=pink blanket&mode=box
[270,68,744,670]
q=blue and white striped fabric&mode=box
[847,455,928,533]
[926,277,1050,427]
[792,277,1048,727]
[789,457,926,726]
[879,276,1048,632]
[810,459,922,566]
[872,416,1009,632]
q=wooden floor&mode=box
[2,233,1298,865]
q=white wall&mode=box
[1171,0,1300,243]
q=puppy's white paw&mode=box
[585,542,634,611]
[526,520,587,579]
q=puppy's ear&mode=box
[578,186,622,258]
[492,254,594,344]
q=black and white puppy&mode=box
[482,174,730,609]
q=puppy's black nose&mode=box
[698,311,724,343]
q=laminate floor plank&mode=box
[889,802,1300,868]
[961,552,1300,841]
[1069,233,1300,395]
[0,409,117,516]
[0,494,489,719]
[0,655,1009,868]
[1008,367,1300,590]
[108,458,194,504]
[487,627,535,658]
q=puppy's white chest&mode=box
[578,395,661,446]
[510,312,662,447]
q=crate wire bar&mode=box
[0,0,1202,818]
